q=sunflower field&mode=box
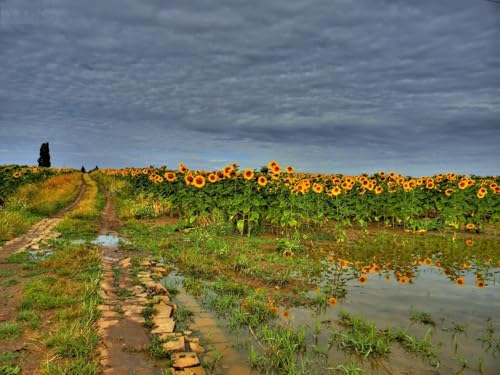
[97,161,500,235]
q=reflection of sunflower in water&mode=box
[208,173,218,183]
[465,223,476,231]
[12,171,22,178]
[398,276,409,285]
[257,176,267,187]
[243,169,254,180]
[328,297,338,306]
[455,277,465,286]
[358,274,367,284]
[313,183,323,193]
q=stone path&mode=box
[96,195,207,374]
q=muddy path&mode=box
[96,193,167,374]
[0,176,87,261]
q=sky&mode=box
[0,0,499,176]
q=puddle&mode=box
[28,250,53,261]
[92,234,127,248]
[288,233,500,374]
[161,273,254,375]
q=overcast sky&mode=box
[0,0,499,175]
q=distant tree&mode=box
[37,142,51,167]
[81,166,86,173]
[260,166,269,174]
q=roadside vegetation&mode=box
[0,170,82,244]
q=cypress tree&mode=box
[37,142,51,167]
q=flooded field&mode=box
[152,229,500,374]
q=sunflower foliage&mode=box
[96,162,500,235]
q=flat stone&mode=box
[101,311,121,319]
[151,318,175,334]
[123,305,144,315]
[162,336,186,352]
[188,342,205,354]
[170,366,206,375]
[97,319,119,330]
[155,303,173,318]
[171,352,200,369]
[127,315,145,324]
[130,285,145,294]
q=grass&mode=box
[68,174,105,220]
[17,309,41,330]
[394,329,440,367]
[251,324,307,373]
[0,351,22,375]
[410,308,436,326]
[0,322,22,340]
[330,311,392,358]
[0,173,82,242]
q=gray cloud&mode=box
[0,0,499,175]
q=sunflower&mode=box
[223,165,234,178]
[243,169,254,180]
[426,181,435,189]
[328,297,338,306]
[358,274,368,284]
[208,173,218,183]
[458,180,468,190]
[257,176,267,187]
[374,186,383,195]
[178,163,187,173]
[444,188,453,197]
[312,183,323,194]
[286,166,294,174]
[12,171,22,178]
[270,306,279,315]
[465,223,476,231]
[271,164,282,174]
[331,187,342,197]
[455,277,465,286]
[465,239,473,247]
[184,174,194,185]
[476,187,487,199]
[164,172,177,182]
[476,280,485,288]
[282,310,290,318]
[192,175,206,188]
[268,160,279,169]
